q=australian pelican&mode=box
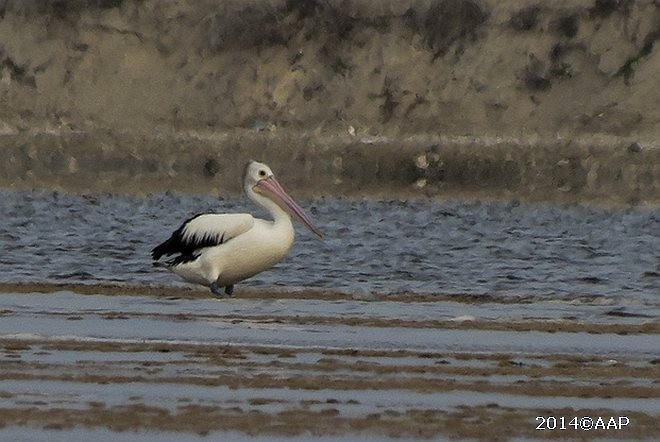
[152,161,323,296]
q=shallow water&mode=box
[1,292,657,355]
[0,290,657,439]
[0,190,658,300]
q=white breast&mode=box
[176,218,295,287]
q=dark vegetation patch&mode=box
[378,77,399,124]
[0,52,36,88]
[201,6,287,52]
[422,0,490,59]
[589,0,633,18]
[196,0,490,61]
[549,43,581,78]
[552,13,580,38]
[519,55,552,91]
[510,6,541,31]
[521,38,588,90]
[615,29,660,83]
[4,0,125,19]
[203,159,220,178]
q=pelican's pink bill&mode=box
[256,177,324,238]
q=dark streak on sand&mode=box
[0,281,641,305]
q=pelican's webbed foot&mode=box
[210,282,234,297]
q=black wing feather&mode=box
[151,214,225,261]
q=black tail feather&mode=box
[151,238,173,261]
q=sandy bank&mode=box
[2,128,658,203]
[1,0,659,137]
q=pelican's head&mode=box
[243,161,323,238]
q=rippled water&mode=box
[0,190,658,300]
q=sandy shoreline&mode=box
[0,285,657,439]
[1,281,657,334]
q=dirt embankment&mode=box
[0,0,659,201]
[2,0,660,136]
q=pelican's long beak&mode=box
[255,176,324,238]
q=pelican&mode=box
[152,161,323,296]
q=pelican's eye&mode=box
[258,170,267,178]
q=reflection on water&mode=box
[0,190,658,300]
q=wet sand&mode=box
[0,284,657,440]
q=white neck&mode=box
[248,188,293,226]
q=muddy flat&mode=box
[0,284,657,440]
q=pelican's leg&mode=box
[210,282,226,297]
[225,285,234,296]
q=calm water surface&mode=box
[0,190,658,301]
